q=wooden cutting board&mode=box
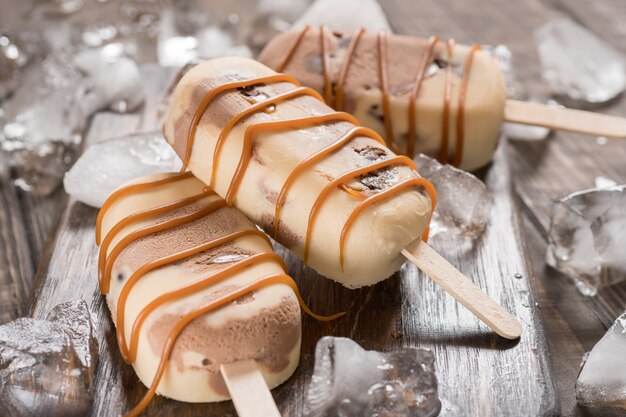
[26,64,557,417]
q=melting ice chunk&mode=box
[304,337,441,417]
[63,131,182,208]
[1,39,145,196]
[414,154,491,238]
[294,0,392,33]
[546,184,626,295]
[0,300,98,417]
[576,310,626,409]
[535,18,626,104]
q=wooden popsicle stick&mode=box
[402,239,522,340]
[220,360,281,417]
[504,99,626,139]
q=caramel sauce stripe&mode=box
[97,191,212,286]
[335,27,365,111]
[273,125,385,239]
[276,26,480,166]
[96,172,195,244]
[303,155,421,265]
[125,252,288,363]
[209,86,325,189]
[407,36,440,158]
[340,177,437,269]
[122,273,344,417]
[182,74,304,173]
[226,112,359,204]
[101,200,227,293]
[114,229,273,362]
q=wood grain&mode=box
[220,360,281,417]
[0,181,35,323]
[504,100,626,139]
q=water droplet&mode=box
[514,273,523,279]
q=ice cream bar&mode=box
[96,172,335,416]
[258,26,507,171]
[163,57,436,288]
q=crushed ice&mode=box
[0,300,98,417]
[304,337,441,417]
[64,131,181,208]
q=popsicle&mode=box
[96,172,339,417]
[258,26,626,170]
[163,57,522,340]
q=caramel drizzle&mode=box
[226,112,359,205]
[407,36,440,158]
[335,27,365,110]
[181,74,304,173]
[439,39,455,164]
[376,31,401,154]
[95,172,194,245]
[275,25,310,72]
[273,125,384,239]
[100,198,225,294]
[453,45,480,167]
[184,64,436,272]
[276,26,480,166]
[97,178,343,417]
[319,25,333,103]
[115,229,274,362]
[123,273,338,417]
[209,87,330,194]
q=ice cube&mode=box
[0,300,98,417]
[546,185,626,296]
[304,337,441,417]
[576,310,626,409]
[535,18,626,104]
[73,44,145,115]
[0,37,145,196]
[63,131,182,208]
[294,0,392,33]
[414,154,491,239]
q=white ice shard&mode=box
[576,310,626,409]
[414,154,491,238]
[63,131,182,208]
[293,0,392,33]
[535,18,626,104]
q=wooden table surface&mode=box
[1,0,626,416]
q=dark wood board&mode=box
[28,67,557,417]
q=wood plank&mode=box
[0,181,35,324]
[28,64,556,417]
